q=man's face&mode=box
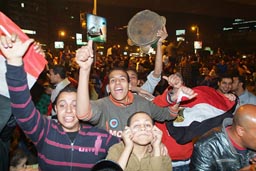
[55,92,80,132]
[108,70,129,103]
[129,113,153,145]
[48,69,58,84]
[232,77,240,92]
[126,70,138,87]
[241,122,256,150]
[218,78,232,94]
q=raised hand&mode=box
[0,34,34,66]
[157,26,168,43]
[33,41,45,58]
[176,86,198,103]
[75,40,94,71]
[163,72,183,89]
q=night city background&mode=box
[0,0,256,55]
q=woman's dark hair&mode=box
[127,111,154,126]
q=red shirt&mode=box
[153,88,193,160]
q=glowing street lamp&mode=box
[191,25,199,40]
[59,30,66,37]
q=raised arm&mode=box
[162,73,197,103]
[2,34,50,144]
[75,40,94,121]
[152,26,168,78]
[140,26,168,94]
[153,73,197,111]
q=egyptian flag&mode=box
[0,12,47,97]
[158,86,237,144]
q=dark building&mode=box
[1,0,255,53]
[221,18,256,52]
[1,0,49,46]
[0,0,92,51]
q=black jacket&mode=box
[190,118,255,171]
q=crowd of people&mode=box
[0,23,256,171]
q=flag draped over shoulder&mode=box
[166,86,237,144]
[0,12,47,97]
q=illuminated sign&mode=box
[87,14,107,43]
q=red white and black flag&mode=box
[167,86,237,144]
[0,12,47,97]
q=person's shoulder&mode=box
[195,127,223,147]
[91,96,110,104]
[247,90,256,98]
[133,94,150,101]
[133,94,156,106]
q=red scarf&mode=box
[109,91,134,107]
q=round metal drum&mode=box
[127,10,165,46]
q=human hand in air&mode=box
[75,40,94,71]
[163,72,183,89]
[175,86,198,103]
[157,26,168,44]
[0,34,34,66]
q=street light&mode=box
[191,25,201,54]
[191,25,199,40]
[59,30,66,38]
